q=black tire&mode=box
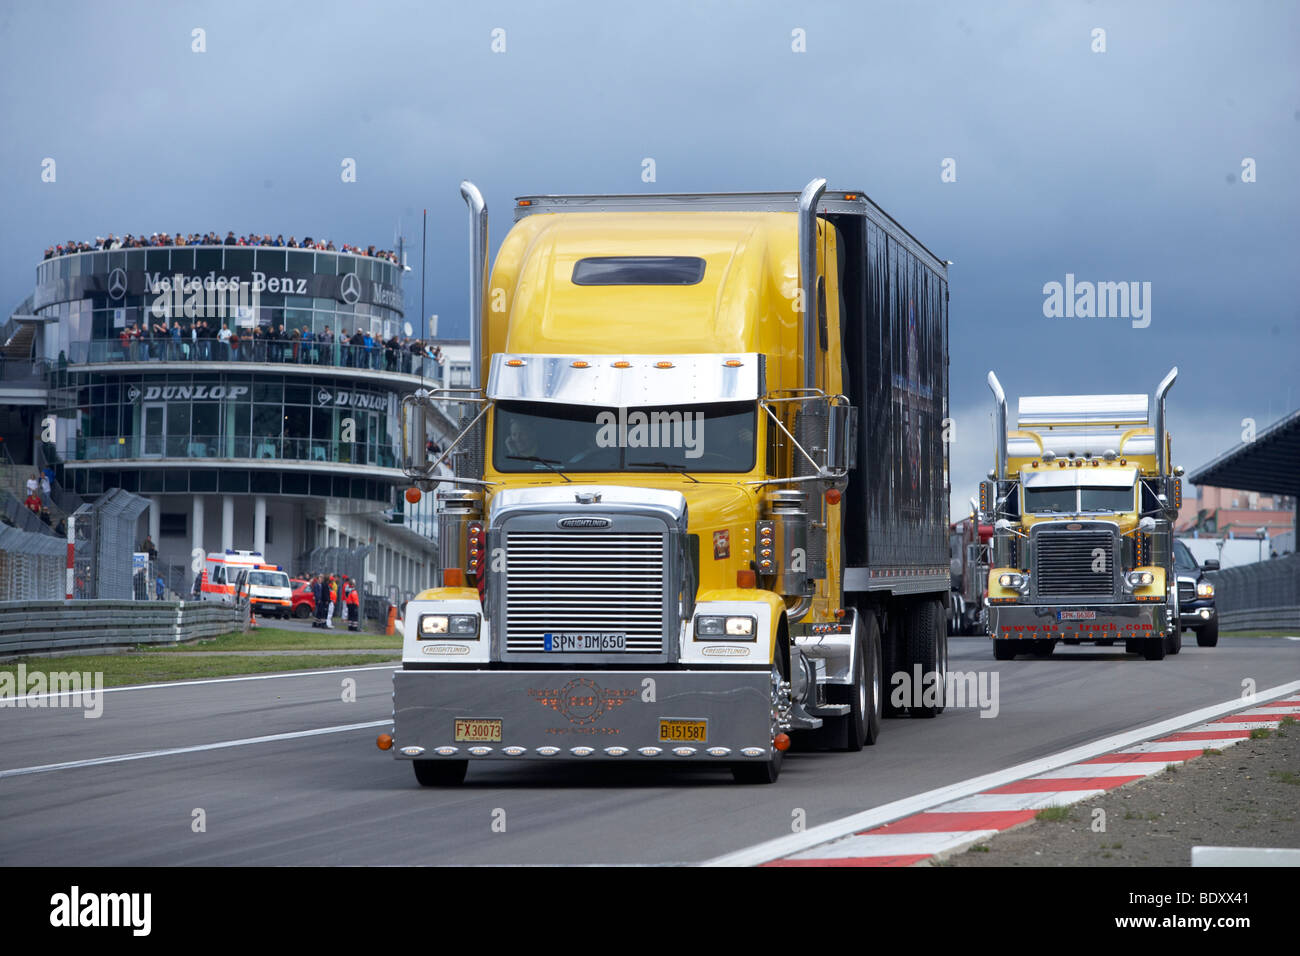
[881,610,905,717]
[1142,636,1166,661]
[413,760,467,786]
[1195,618,1219,647]
[906,599,947,718]
[1166,628,1182,655]
[833,612,883,751]
[1030,639,1056,657]
[294,603,311,619]
[993,640,1017,661]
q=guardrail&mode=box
[0,600,245,657]
[1217,606,1300,632]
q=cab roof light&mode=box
[517,199,532,206]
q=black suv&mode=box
[1174,540,1219,646]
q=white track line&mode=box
[705,679,1300,867]
[2,663,398,705]
[0,719,391,779]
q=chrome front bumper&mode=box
[988,601,1168,640]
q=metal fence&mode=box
[0,525,66,601]
[294,544,387,616]
[1207,553,1300,631]
[68,488,150,600]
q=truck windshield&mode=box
[493,401,756,473]
[1173,541,1198,571]
[1023,486,1134,514]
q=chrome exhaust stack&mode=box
[459,181,488,390]
[798,178,827,390]
[987,370,1008,479]
[1154,366,1178,476]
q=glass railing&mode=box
[66,338,444,377]
[74,434,399,468]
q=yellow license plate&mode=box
[659,719,707,743]
[454,719,502,742]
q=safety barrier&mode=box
[0,600,245,656]
[1208,553,1300,632]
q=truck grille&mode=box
[1177,581,1195,604]
[504,531,666,653]
[1033,530,1116,599]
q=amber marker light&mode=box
[570,360,590,368]
[517,199,532,206]
[736,569,756,588]
[723,359,744,367]
[505,358,525,367]
[443,568,465,587]
[655,361,674,369]
[825,488,841,505]
[773,734,791,752]
[377,734,393,751]
[612,360,632,369]
[405,486,422,504]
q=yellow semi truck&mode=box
[981,369,1185,661]
[385,179,951,785]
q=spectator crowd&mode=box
[114,319,443,373]
[45,231,402,264]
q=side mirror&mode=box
[826,402,858,474]
[1202,559,1220,571]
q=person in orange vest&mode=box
[326,575,339,629]
[344,576,361,632]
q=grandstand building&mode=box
[1,238,454,602]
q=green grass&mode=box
[1036,806,1072,822]
[1269,770,1300,786]
[1,653,397,688]
[1202,748,1223,756]
[142,627,401,653]
[1250,727,1273,740]
[969,844,989,852]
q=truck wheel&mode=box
[413,760,468,786]
[993,641,1016,661]
[835,613,883,751]
[1195,618,1219,647]
[906,599,947,718]
[1165,628,1182,655]
[881,611,905,717]
[1142,636,1166,661]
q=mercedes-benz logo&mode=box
[317,388,332,405]
[108,268,127,300]
[339,272,361,305]
[127,385,141,403]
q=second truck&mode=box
[385,178,952,784]
[980,369,1186,660]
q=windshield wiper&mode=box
[629,460,699,483]
[507,455,572,482]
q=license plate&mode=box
[544,632,626,652]
[659,719,707,743]
[454,718,502,742]
[1059,610,1097,621]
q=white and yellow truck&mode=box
[981,370,1185,660]
[381,179,952,785]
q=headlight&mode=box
[997,572,1026,590]
[1125,571,1155,589]
[1197,582,1214,598]
[695,615,757,640]
[418,613,479,639]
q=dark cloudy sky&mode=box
[2,0,1296,511]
